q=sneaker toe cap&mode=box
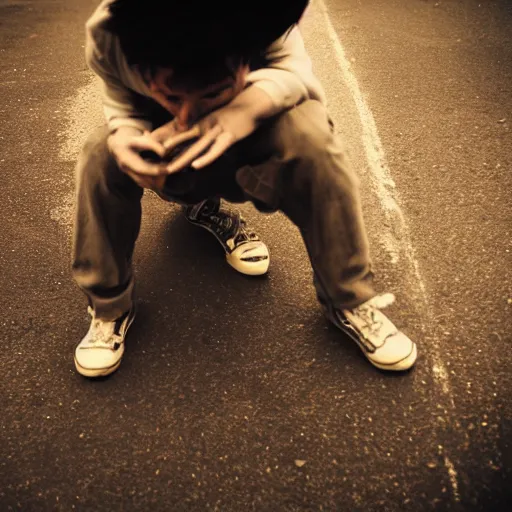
[372,331,417,370]
[227,241,270,275]
[75,346,124,372]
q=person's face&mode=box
[148,63,249,131]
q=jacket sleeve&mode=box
[85,12,153,133]
[246,25,326,111]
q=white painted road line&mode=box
[315,0,451,395]
[314,0,459,499]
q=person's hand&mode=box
[107,126,167,190]
[150,118,181,146]
[162,86,276,175]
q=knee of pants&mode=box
[76,126,136,194]
[276,100,333,151]
[273,101,360,191]
[237,101,360,211]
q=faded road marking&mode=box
[51,77,102,233]
[444,456,461,502]
[315,0,451,395]
[314,0,458,499]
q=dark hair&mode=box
[104,0,309,85]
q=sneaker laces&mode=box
[80,307,117,349]
[233,217,260,245]
[185,198,220,220]
[209,214,234,233]
[198,203,259,245]
[187,200,235,234]
[342,293,396,350]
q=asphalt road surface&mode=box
[1,0,511,510]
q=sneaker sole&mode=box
[74,307,136,378]
[74,357,122,378]
[344,325,418,371]
[369,343,417,371]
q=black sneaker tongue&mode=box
[202,199,220,215]
[189,198,220,219]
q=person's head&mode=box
[105,0,309,127]
[145,60,249,129]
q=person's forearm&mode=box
[231,84,283,122]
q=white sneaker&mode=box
[329,294,417,371]
[184,199,270,276]
[74,306,136,378]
